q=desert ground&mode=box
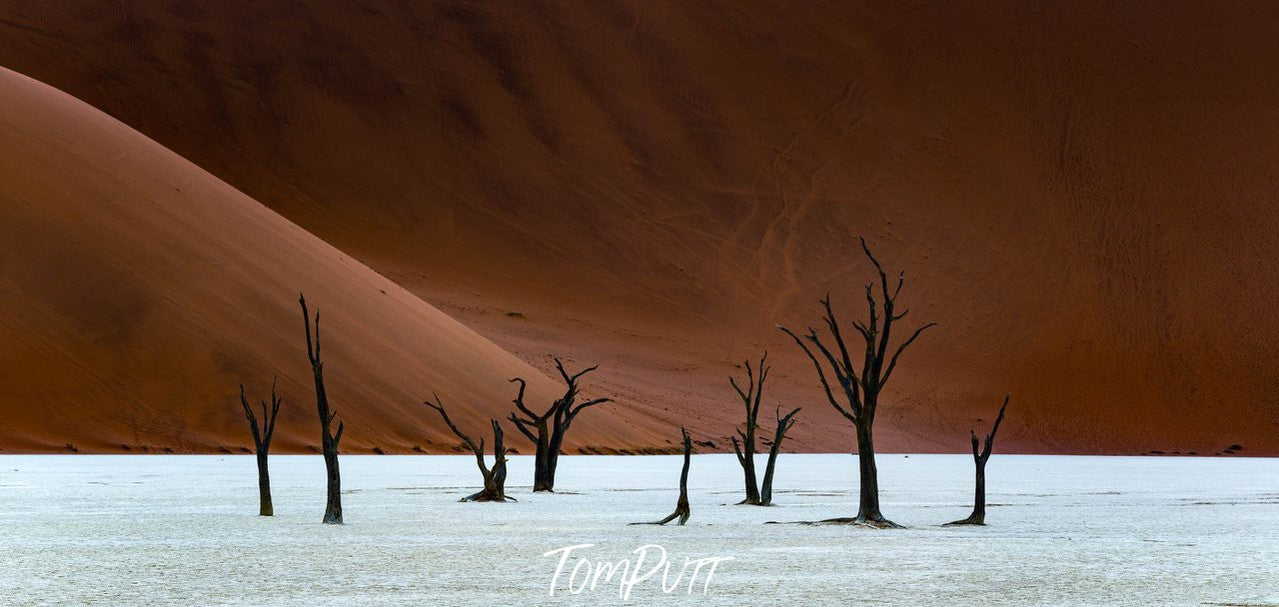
[1,2,1278,455]
[1,454,1276,606]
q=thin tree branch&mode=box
[878,322,938,388]
[567,397,612,421]
[980,396,1010,462]
[424,394,481,454]
[239,384,262,449]
[507,413,537,442]
[778,325,857,423]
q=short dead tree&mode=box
[424,394,512,502]
[946,396,1009,526]
[779,237,936,528]
[300,293,344,524]
[727,353,800,505]
[633,428,693,526]
[508,359,612,492]
[239,378,283,516]
[759,406,801,506]
[728,353,768,505]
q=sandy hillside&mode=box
[0,67,666,454]
[2,2,1279,453]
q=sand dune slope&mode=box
[2,3,1279,453]
[0,67,660,453]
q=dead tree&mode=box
[508,359,611,492]
[424,394,512,502]
[239,378,283,516]
[728,353,768,505]
[633,428,693,525]
[779,237,936,528]
[300,293,344,524]
[947,396,1009,526]
[727,353,800,505]
[759,406,801,506]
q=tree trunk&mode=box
[854,420,887,524]
[486,419,508,500]
[544,424,565,492]
[321,442,342,523]
[759,407,800,506]
[315,362,343,525]
[758,459,775,506]
[740,447,759,504]
[971,462,987,522]
[633,428,692,525]
[256,450,273,516]
[672,433,692,525]
[532,450,553,492]
[532,419,556,492]
[946,461,988,525]
[462,420,511,502]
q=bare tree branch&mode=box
[878,322,939,388]
[778,325,855,423]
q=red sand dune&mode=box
[2,2,1278,454]
[0,67,665,454]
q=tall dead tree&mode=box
[779,237,936,528]
[300,293,344,524]
[239,378,283,516]
[728,353,800,506]
[633,428,693,526]
[508,359,611,492]
[759,406,801,506]
[947,396,1009,526]
[424,394,512,502]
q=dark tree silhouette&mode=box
[728,353,768,505]
[779,237,936,528]
[759,406,801,506]
[424,394,512,502]
[633,427,693,526]
[947,396,1009,526]
[508,359,611,492]
[727,353,800,506]
[239,378,283,516]
[300,293,344,524]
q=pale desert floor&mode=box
[1,454,1275,606]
